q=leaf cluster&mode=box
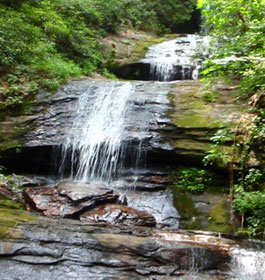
[234,168,265,237]
[173,167,213,194]
[199,0,265,97]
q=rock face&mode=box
[0,215,234,280]
[0,78,241,172]
[110,174,170,191]
[56,182,113,202]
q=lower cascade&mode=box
[230,247,265,280]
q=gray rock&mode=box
[0,216,232,280]
[56,181,111,202]
[125,189,180,229]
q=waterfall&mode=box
[230,247,265,280]
[58,81,134,182]
[141,34,209,81]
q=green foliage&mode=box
[199,0,265,98]
[0,0,196,108]
[234,188,265,238]
[202,91,219,102]
[234,168,265,237]
[203,128,234,167]
[0,166,26,197]
[144,0,196,32]
[173,167,213,194]
[199,0,265,238]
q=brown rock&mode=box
[24,183,120,218]
[24,186,82,217]
[80,203,156,227]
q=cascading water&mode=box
[141,34,209,81]
[58,81,134,182]
[57,36,210,184]
[230,247,265,280]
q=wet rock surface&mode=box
[110,174,170,191]
[56,181,112,202]
[80,203,156,227]
[0,78,242,171]
[125,189,180,229]
[24,182,120,218]
[0,216,234,280]
[23,175,178,229]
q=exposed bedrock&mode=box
[0,79,242,172]
[0,216,233,280]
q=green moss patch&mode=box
[169,81,221,129]
[0,199,36,239]
[207,199,233,234]
[0,115,36,152]
[172,139,212,153]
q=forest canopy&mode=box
[0,0,196,108]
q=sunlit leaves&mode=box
[200,0,265,95]
[196,0,204,9]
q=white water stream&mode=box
[59,81,133,182]
[230,247,265,280]
[141,34,209,81]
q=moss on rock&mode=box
[166,80,242,168]
[101,29,177,75]
[0,199,36,239]
[207,198,233,234]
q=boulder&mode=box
[56,181,113,202]
[24,182,119,218]
[24,186,82,217]
[125,189,180,229]
[80,203,156,227]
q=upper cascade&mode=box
[141,34,209,81]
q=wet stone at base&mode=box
[24,182,120,219]
[80,203,156,227]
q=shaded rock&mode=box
[23,176,55,187]
[0,183,20,202]
[80,203,156,227]
[142,175,171,185]
[111,179,167,191]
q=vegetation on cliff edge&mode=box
[198,0,265,238]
